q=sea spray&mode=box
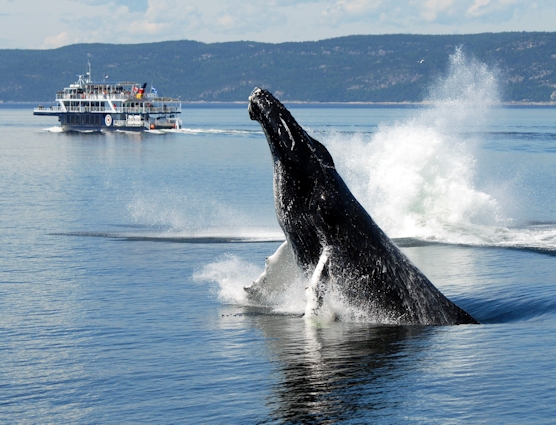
[326,47,506,242]
[194,49,556,318]
[127,188,283,240]
[128,188,241,231]
[193,252,307,314]
[193,254,258,304]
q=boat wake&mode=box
[172,127,261,136]
[43,127,103,134]
[43,126,64,133]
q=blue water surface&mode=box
[1,106,556,424]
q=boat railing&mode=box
[64,106,111,113]
[56,92,134,100]
[34,105,181,114]
[120,106,181,114]
[55,93,184,102]
[34,105,63,113]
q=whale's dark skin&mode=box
[248,88,478,325]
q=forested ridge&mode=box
[1,32,556,103]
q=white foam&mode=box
[326,48,509,244]
[193,254,259,304]
[43,126,64,132]
[174,128,259,136]
[193,251,306,314]
[194,246,406,322]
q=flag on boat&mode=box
[151,86,157,94]
[135,83,147,98]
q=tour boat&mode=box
[34,62,182,132]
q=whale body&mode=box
[247,88,478,325]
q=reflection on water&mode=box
[244,312,432,423]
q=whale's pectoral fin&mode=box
[304,247,331,317]
[244,241,302,305]
[243,284,260,298]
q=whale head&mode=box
[248,88,335,169]
[249,87,340,270]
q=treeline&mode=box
[1,32,556,103]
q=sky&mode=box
[1,0,556,49]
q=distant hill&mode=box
[1,32,556,103]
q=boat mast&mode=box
[86,59,92,84]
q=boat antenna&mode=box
[86,59,92,84]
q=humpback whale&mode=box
[247,88,478,325]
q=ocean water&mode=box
[2,59,556,423]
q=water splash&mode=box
[195,49,556,322]
[194,250,413,323]
[128,190,231,231]
[126,191,282,241]
[193,254,258,304]
[327,47,506,243]
[194,242,307,315]
[43,126,64,133]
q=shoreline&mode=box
[3,100,556,108]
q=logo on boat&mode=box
[105,114,112,126]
